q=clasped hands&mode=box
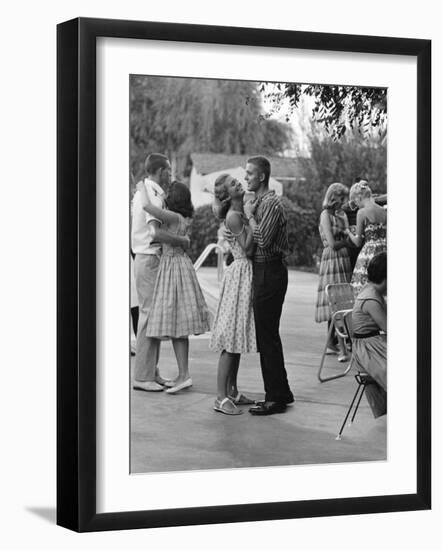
[244,199,257,220]
[223,199,256,244]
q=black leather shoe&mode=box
[249,401,287,415]
[254,395,295,406]
[285,394,295,405]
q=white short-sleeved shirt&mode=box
[131,178,165,255]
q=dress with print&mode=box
[210,219,257,354]
[315,212,352,323]
[351,221,387,295]
[146,214,210,339]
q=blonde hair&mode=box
[213,173,235,220]
[349,180,372,204]
[322,182,349,211]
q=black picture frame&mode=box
[57,17,431,532]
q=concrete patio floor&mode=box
[130,268,386,474]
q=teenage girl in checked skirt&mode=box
[136,180,210,394]
[315,182,352,361]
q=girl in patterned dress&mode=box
[344,181,387,295]
[136,181,210,394]
[210,174,257,415]
[315,183,352,361]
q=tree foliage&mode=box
[260,82,387,140]
[130,76,293,181]
[293,139,385,210]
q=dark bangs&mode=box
[166,181,194,218]
[367,251,387,283]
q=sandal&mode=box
[213,397,243,416]
[228,392,255,405]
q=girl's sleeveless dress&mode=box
[351,284,387,417]
[146,214,210,339]
[210,219,257,354]
[315,212,352,323]
[351,220,387,295]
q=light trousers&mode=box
[134,254,161,381]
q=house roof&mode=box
[191,152,305,178]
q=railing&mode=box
[193,243,225,283]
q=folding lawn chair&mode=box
[317,283,355,383]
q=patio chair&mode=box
[335,310,377,440]
[317,283,355,383]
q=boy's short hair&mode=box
[144,153,169,175]
[247,156,271,183]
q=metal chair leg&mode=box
[317,322,334,382]
[336,382,363,440]
[318,316,353,383]
[349,385,366,425]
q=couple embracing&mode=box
[210,156,294,416]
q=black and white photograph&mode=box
[129,74,388,474]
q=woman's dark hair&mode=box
[166,181,194,218]
[367,251,387,284]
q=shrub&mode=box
[188,204,220,266]
[280,196,321,268]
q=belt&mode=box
[253,255,284,265]
[353,330,381,339]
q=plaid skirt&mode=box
[146,252,210,339]
[315,246,352,323]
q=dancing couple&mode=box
[210,156,294,416]
[131,153,210,394]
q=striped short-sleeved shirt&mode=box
[252,190,289,262]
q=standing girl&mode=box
[136,180,210,393]
[344,181,387,295]
[210,174,257,415]
[315,182,352,360]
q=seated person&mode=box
[351,251,387,417]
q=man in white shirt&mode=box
[132,153,190,391]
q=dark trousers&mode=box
[253,259,293,403]
[131,306,139,336]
